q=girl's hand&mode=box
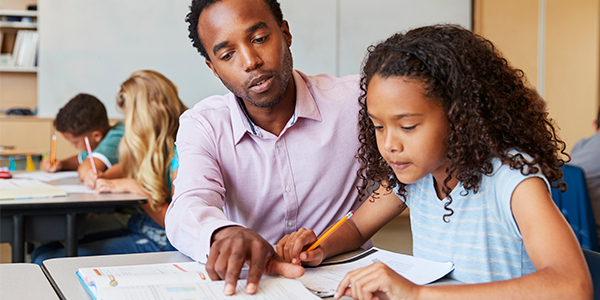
[276,228,324,266]
[95,178,145,195]
[335,262,420,300]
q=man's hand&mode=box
[207,226,304,295]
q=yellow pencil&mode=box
[50,134,57,167]
[306,211,354,252]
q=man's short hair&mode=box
[186,0,284,61]
[54,93,109,137]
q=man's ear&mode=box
[206,59,220,79]
[90,130,104,143]
[281,20,292,47]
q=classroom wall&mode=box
[37,0,471,119]
[474,0,600,151]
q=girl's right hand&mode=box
[276,228,325,266]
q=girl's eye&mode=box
[373,125,384,131]
[402,125,416,131]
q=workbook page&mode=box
[299,248,454,297]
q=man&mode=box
[570,106,600,243]
[166,0,367,295]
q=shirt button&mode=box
[285,186,291,192]
[287,221,293,227]
[276,141,282,147]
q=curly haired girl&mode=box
[276,24,591,299]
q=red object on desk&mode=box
[0,170,12,179]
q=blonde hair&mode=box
[117,70,187,208]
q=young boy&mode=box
[40,93,124,187]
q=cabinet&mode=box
[0,8,38,112]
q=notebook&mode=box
[0,179,67,200]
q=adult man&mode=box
[570,106,600,243]
[166,0,366,295]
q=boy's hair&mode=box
[186,0,284,61]
[54,93,110,137]
[357,24,568,221]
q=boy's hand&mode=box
[276,228,325,266]
[81,170,98,189]
[40,156,62,173]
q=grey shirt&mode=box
[569,132,600,241]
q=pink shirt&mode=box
[166,70,364,262]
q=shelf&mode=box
[0,9,38,17]
[0,21,37,29]
[0,66,37,72]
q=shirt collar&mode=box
[231,70,323,144]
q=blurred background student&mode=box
[32,70,188,264]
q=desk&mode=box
[0,177,146,262]
[0,263,59,299]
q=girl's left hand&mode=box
[95,178,143,195]
[335,262,420,300]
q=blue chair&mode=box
[551,165,599,251]
[583,249,600,300]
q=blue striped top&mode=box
[397,156,549,283]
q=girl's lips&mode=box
[249,76,274,93]
[389,161,411,171]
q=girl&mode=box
[277,25,592,299]
[32,70,187,263]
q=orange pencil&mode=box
[50,134,57,167]
[307,211,354,251]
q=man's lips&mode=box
[248,75,274,93]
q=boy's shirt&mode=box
[78,121,125,168]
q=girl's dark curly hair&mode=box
[357,24,568,222]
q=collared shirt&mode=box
[166,70,364,262]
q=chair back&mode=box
[551,165,599,251]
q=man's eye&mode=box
[220,53,232,61]
[254,35,267,43]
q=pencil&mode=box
[84,136,98,176]
[50,134,57,167]
[306,210,354,252]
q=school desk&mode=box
[0,263,59,299]
[0,176,146,262]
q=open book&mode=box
[300,247,455,297]
[76,261,320,300]
[0,179,67,200]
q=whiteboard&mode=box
[38,0,471,118]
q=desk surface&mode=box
[0,263,60,299]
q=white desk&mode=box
[0,263,59,299]
[0,176,146,262]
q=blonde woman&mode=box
[32,70,187,263]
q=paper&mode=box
[56,185,94,194]
[299,247,454,297]
[0,179,67,199]
[78,262,319,300]
[13,171,79,182]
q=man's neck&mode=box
[241,77,297,137]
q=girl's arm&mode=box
[100,163,123,179]
[137,169,178,228]
[336,177,593,300]
[277,184,407,265]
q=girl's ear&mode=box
[593,120,598,131]
[91,130,104,143]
